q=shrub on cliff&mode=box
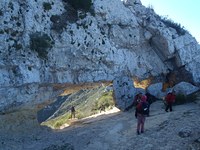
[160,16,187,36]
[63,0,92,11]
[29,32,54,59]
[43,2,52,11]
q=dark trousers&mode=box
[165,102,173,111]
[71,111,75,118]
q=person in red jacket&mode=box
[165,90,176,112]
[135,94,148,135]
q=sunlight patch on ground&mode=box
[82,107,121,119]
[60,107,121,129]
[60,123,70,129]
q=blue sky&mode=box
[140,0,200,43]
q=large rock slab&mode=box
[113,76,136,111]
[173,82,199,95]
[147,82,167,99]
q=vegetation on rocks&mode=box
[63,0,92,11]
[92,90,115,113]
[41,113,71,129]
[175,93,197,105]
[43,2,52,11]
[29,32,54,59]
[160,16,187,35]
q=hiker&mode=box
[99,105,106,113]
[71,106,76,119]
[165,90,176,112]
[135,94,148,135]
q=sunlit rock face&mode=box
[0,0,199,111]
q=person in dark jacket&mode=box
[165,90,176,112]
[145,92,157,116]
[71,106,76,119]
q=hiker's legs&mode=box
[137,123,140,134]
[169,103,172,111]
[71,112,75,118]
[73,112,75,118]
[137,120,141,133]
[137,114,145,134]
[165,104,169,112]
[141,123,144,133]
[137,114,142,134]
[141,116,146,132]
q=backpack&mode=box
[141,101,149,115]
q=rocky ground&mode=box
[1,100,200,150]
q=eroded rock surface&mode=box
[0,0,200,112]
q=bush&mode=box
[50,11,78,32]
[50,15,60,23]
[41,113,70,129]
[175,94,186,105]
[43,2,52,11]
[186,93,197,103]
[160,16,187,36]
[92,91,115,112]
[175,93,197,105]
[50,15,64,31]
[76,112,85,119]
[14,43,23,50]
[54,121,63,128]
[63,0,92,11]
[29,32,53,59]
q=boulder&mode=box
[173,82,199,95]
[113,76,136,111]
[135,88,145,95]
[147,82,167,99]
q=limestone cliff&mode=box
[0,0,199,112]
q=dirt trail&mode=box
[1,101,200,150]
